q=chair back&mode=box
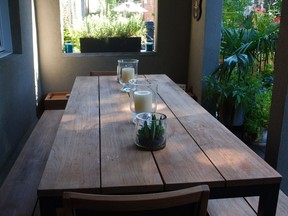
[63,185,210,216]
[90,71,117,76]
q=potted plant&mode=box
[205,1,280,128]
[63,27,73,53]
[204,18,278,127]
[76,14,146,52]
[135,113,167,151]
[244,85,272,144]
[205,66,259,127]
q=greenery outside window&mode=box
[60,0,156,53]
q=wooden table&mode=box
[38,75,281,216]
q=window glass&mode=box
[60,0,156,53]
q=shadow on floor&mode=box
[229,126,267,159]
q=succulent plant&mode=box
[137,114,165,141]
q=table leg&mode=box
[258,183,280,216]
[39,196,62,216]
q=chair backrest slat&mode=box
[63,185,210,216]
[90,71,117,76]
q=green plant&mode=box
[203,0,279,136]
[63,27,72,43]
[137,114,165,141]
[82,15,144,38]
[70,14,146,50]
[244,86,272,140]
[222,0,251,28]
[205,70,261,126]
[204,19,277,125]
[222,0,282,29]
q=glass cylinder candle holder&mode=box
[117,59,139,92]
[129,78,158,122]
[134,112,167,151]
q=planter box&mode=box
[44,92,70,110]
[80,37,141,53]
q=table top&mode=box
[38,74,281,198]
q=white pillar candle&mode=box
[122,67,135,83]
[134,91,153,113]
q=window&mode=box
[0,0,12,54]
[60,0,156,53]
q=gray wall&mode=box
[35,0,192,98]
[0,0,37,182]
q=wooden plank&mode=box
[245,191,288,216]
[99,76,163,194]
[44,92,69,110]
[0,110,63,216]
[147,74,281,187]
[274,191,288,216]
[207,198,257,216]
[38,77,101,196]
[144,79,225,190]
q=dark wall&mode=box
[266,0,288,194]
[35,0,192,97]
[0,0,37,183]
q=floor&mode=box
[230,126,267,159]
[247,141,266,159]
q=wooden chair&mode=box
[89,71,117,76]
[63,185,210,216]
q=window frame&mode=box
[0,9,5,52]
[0,0,13,55]
[60,0,157,54]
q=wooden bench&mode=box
[0,110,63,216]
[207,191,288,215]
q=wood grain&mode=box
[37,74,281,216]
[0,110,63,216]
[147,74,281,187]
[99,76,163,194]
[38,77,101,196]
[245,191,288,216]
[208,198,257,216]
[146,80,224,190]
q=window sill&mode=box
[62,51,157,57]
[0,51,12,59]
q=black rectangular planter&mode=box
[80,37,141,53]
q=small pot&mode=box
[134,112,167,151]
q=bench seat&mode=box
[0,110,63,216]
[208,197,257,216]
[208,190,288,216]
[245,191,288,216]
